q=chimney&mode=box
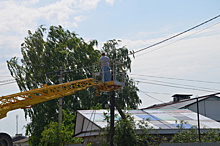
[172,94,192,102]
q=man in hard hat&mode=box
[99,53,111,82]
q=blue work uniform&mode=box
[99,56,111,82]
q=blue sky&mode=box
[0,0,220,136]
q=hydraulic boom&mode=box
[0,78,124,119]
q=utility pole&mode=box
[58,66,63,129]
[16,115,18,135]
[109,92,126,146]
[109,60,126,145]
[196,98,201,142]
[110,61,116,146]
[110,91,115,146]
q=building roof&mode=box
[13,137,29,144]
[12,134,26,142]
[142,93,220,110]
[74,108,220,137]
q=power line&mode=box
[131,14,220,55]
[0,76,12,77]
[140,90,188,110]
[0,81,16,86]
[140,90,165,103]
[132,77,220,92]
[135,80,218,93]
[0,64,95,87]
[138,91,171,95]
[0,79,15,83]
[86,109,96,144]
[136,21,220,57]
[130,74,220,84]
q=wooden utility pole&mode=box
[196,98,201,142]
[58,66,63,128]
[110,91,115,146]
[109,60,126,145]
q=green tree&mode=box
[40,109,83,146]
[7,26,141,145]
[101,114,138,146]
[8,25,100,145]
[170,121,220,143]
[100,113,163,146]
[170,128,220,143]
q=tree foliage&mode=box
[40,109,83,146]
[100,116,220,145]
[170,121,220,143]
[7,25,141,145]
[8,25,100,145]
[100,113,164,146]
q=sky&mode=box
[0,0,220,137]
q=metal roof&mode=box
[143,93,220,110]
[74,109,220,137]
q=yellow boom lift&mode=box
[0,61,124,145]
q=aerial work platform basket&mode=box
[92,60,125,92]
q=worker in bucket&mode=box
[99,52,111,82]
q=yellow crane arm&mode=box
[0,78,96,119]
[0,78,124,119]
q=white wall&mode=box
[187,96,220,122]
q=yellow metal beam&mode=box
[0,78,124,119]
[0,78,96,119]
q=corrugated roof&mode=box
[75,108,220,137]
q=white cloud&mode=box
[0,0,104,36]
[22,0,40,5]
[74,16,86,23]
[75,0,101,10]
[105,0,114,6]
[0,0,106,72]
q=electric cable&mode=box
[0,63,95,87]
[136,21,220,57]
[132,77,220,92]
[0,79,15,83]
[86,110,97,144]
[0,76,12,77]
[84,110,95,136]
[0,81,16,86]
[140,90,165,104]
[135,80,218,93]
[138,91,171,95]
[140,90,195,110]
[130,74,220,84]
[82,97,110,141]
[130,14,220,55]
[139,91,195,141]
